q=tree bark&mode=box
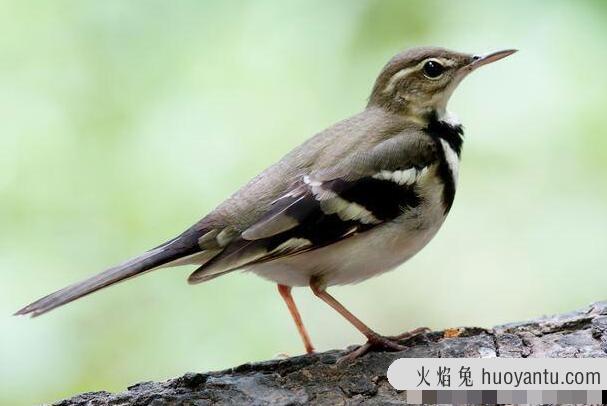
[55,302,607,405]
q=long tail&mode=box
[15,236,200,317]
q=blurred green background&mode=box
[2,0,607,404]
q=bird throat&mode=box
[425,110,464,155]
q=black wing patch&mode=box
[203,171,423,272]
[323,177,421,221]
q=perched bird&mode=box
[16,46,516,361]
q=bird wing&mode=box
[188,132,438,283]
[15,112,439,315]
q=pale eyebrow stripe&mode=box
[383,66,416,94]
[383,57,455,94]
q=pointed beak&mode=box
[467,49,517,70]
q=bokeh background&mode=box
[2,0,607,404]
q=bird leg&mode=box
[309,277,426,362]
[277,284,315,354]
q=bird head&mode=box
[368,47,516,121]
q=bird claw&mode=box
[337,335,406,364]
[336,327,430,364]
[387,326,431,341]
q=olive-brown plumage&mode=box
[16,46,516,360]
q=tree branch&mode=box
[55,301,607,405]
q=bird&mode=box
[16,46,516,361]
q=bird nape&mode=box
[16,46,516,362]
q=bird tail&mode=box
[14,236,201,317]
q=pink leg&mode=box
[309,278,428,362]
[277,284,315,354]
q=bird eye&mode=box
[422,60,445,79]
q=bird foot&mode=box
[387,326,431,341]
[337,335,406,363]
[337,327,430,364]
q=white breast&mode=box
[440,138,460,183]
[248,164,450,287]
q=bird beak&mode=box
[467,49,517,70]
